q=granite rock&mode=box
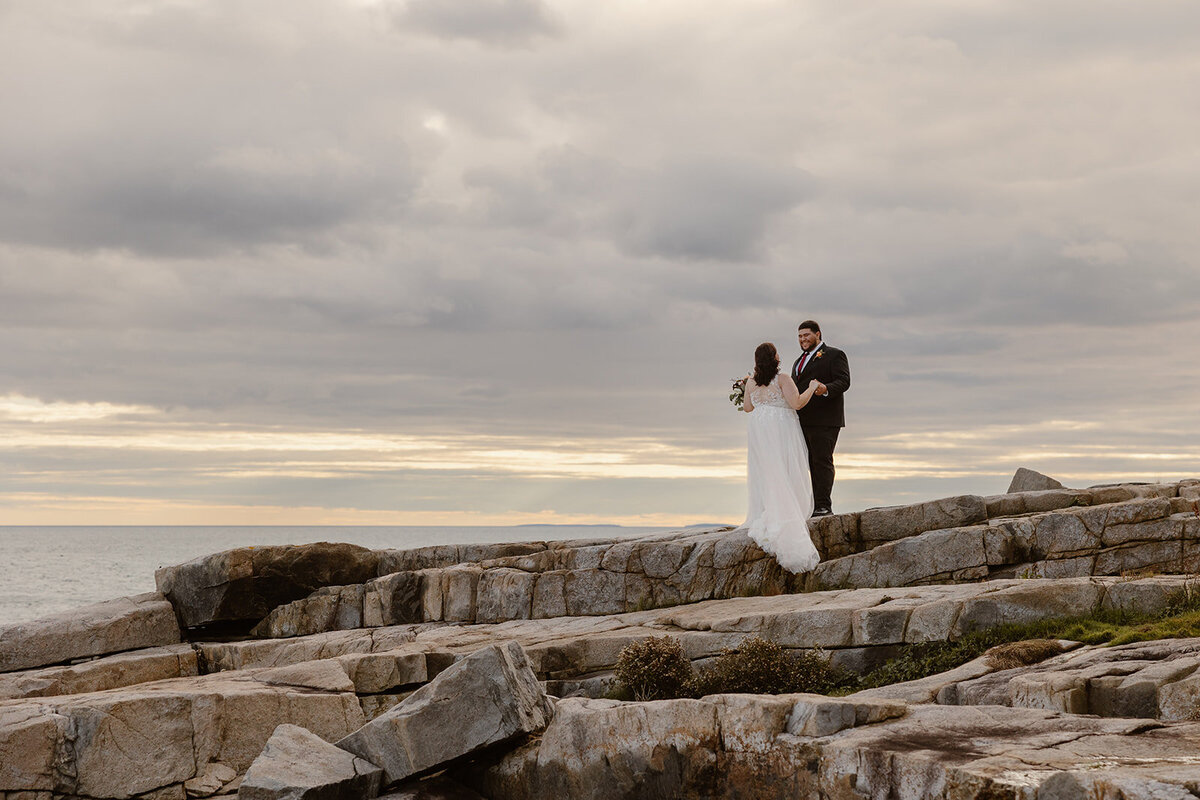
[238,724,383,800]
[337,642,554,784]
[155,543,381,629]
[463,695,1200,800]
[0,592,180,674]
[0,643,198,701]
[1008,467,1066,493]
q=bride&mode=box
[741,342,821,573]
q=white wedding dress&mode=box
[743,374,820,573]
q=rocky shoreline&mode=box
[3,471,1200,799]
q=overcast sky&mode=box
[1,0,1198,527]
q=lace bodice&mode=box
[749,376,791,409]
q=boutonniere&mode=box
[814,350,825,359]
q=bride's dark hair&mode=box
[753,343,780,386]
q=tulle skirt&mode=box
[743,404,819,573]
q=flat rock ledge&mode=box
[5,473,1200,800]
[0,591,179,674]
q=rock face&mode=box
[250,528,805,638]
[1008,466,1066,493]
[938,637,1200,721]
[188,574,1194,698]
[248,483,1200,638]
[810,495,1200,590]
[0,672,366,798]
[251,495,1001,639]
[155,542,382,629]
[857,494,988,549]
[239,723,383,800]
[0,591,180,673]
[337,642,554,784]
[462,694,1200,800]
[5,476,1200,799]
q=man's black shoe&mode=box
[812,507,833,517]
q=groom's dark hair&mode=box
[798,319,821,334]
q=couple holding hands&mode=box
[740,320,850,573]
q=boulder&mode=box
[0,592,180,674]
[238,724,383,800]
[337,642,554,784]
[155,543,381,629]
[1008,467,1066,493]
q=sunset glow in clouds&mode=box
[1,1,1198,524]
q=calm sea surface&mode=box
[0,525,672,626]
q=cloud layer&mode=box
[1,0,1197,524]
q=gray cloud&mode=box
[610,158,816,261]
[1,0,1198,525]
[467,150,816,261]
[396,0,561,47]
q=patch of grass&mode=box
[857,581,1200,689]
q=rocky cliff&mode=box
[2,471,1200,799]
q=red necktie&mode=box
[797,352,810,374]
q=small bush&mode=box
[690,637,857,697]
[613,635,694,701]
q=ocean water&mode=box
[0,525,671,626]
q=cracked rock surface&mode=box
[4,474,1200,799]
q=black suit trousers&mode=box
[802,425,840,511]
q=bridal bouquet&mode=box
[729,377,746,410]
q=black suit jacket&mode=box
[792,343,850,428]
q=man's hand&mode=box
[815,382,828,396]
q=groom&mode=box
[793,320,851,517]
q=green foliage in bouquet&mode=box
[730,377,747,410]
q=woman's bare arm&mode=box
[781,375,819,410]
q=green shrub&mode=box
[690,637,857,697]
[613,635,694,701]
